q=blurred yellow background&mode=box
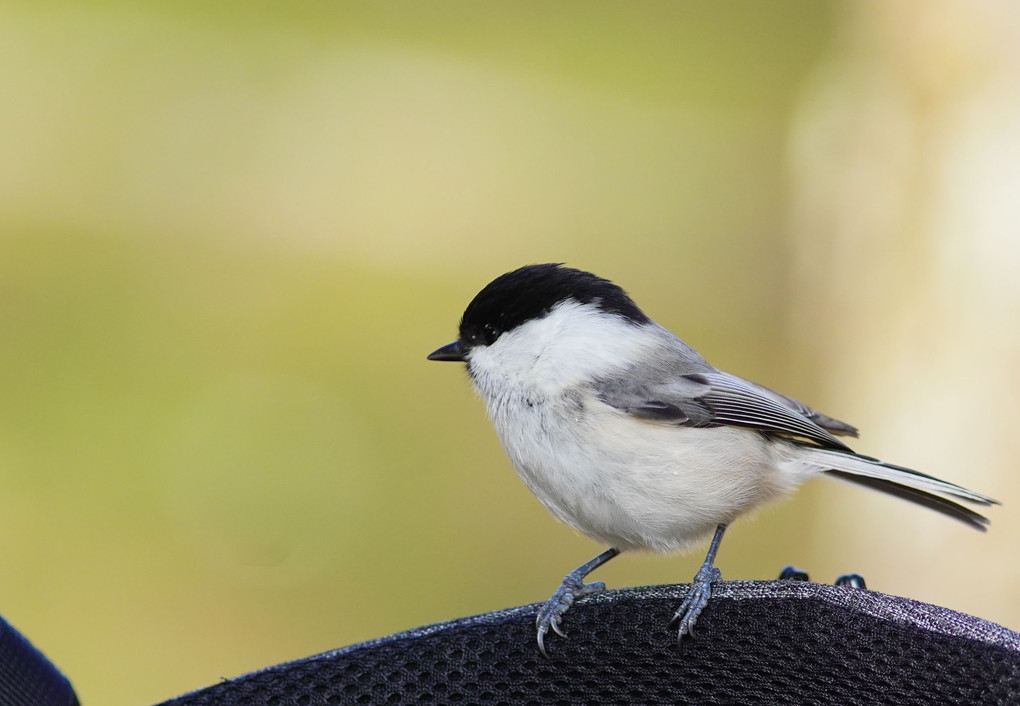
[2,2,1019,704]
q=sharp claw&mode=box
[534,577,608,657]
[673,565,721,644]
[533,548,620,657]
[669,598,692,627]
[537,629,550,659]
[550,617,566,638]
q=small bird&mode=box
[427,263,997,656]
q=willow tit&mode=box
[428,264,997,656]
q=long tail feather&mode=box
[807,448,997,505]
[825,471,991,531]
[800,448,998,531]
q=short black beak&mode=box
[427,341,465,362]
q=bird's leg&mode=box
[536,547,620,657]
[671,523,727,643]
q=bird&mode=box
[427,263,997,657]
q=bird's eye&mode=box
[482,323,500,345]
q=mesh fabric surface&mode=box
[159,581,1020,705]
[0,614,78,706]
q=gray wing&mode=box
[737,378,859,438]
[594,370,853,451]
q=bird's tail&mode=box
[798,448,998,531]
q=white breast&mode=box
[466,302,802,553]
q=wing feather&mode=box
[596,370,852,451]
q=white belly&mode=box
[487,391,800,553]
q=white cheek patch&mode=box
[467,300,661,395]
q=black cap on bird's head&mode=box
[427,264,649,362]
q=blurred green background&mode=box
[2,2,1019,704]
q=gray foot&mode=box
[535,577,607,657]
[671,564,722,643]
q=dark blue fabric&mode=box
[0,615,77,706]
[158,581,1020,706]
